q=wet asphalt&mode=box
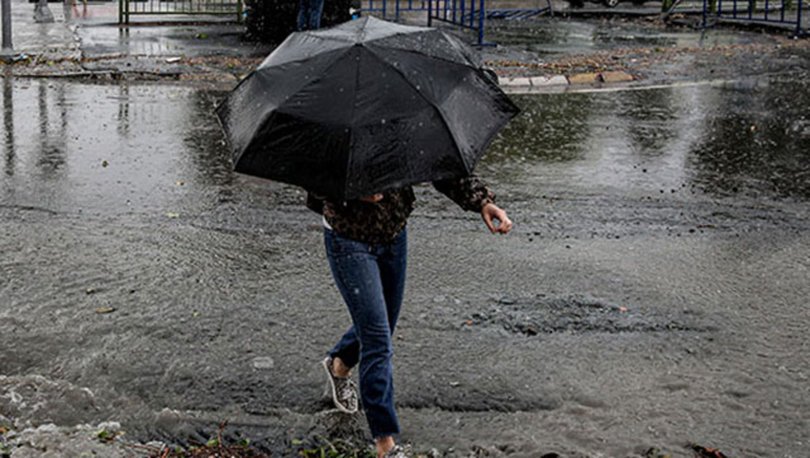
[1,56,810,456]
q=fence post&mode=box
[237,0,243,23]
[1,0,12,53]
[477,0,484,45]
[702,0,708,26]
[796,0,803,35]
[427,0,432,25]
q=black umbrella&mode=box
[216,16,518,201]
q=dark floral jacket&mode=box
[306,176,495,244]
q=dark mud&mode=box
[1,68,809,457]
[462,295,714,336]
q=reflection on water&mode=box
[36,80,68,179]
[2,73,13,177]
[486,18,759,56]
[0,81,223,215]
[0,75,808,219]
[180,91,234,189]
[618,89,680,157]
[688,79,810,199]
[486,77,810,201]
[117,84,130,138]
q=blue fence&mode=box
[428,0,489,45]
[363,0,489,44]
[702,0,807,36]
[364,0,430,20]
[362,1,554,46]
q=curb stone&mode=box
[567,72,601,84]
[499,75,568,88]
[498,71,635,89]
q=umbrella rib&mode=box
[374,47,478,75]
[342,46,363,202]
[365,37,479,69]
[258,34,354,71]
[364,47,472,175]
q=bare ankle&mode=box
[375,436,395,457]
[332,356,351,378]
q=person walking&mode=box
[309,177,513,458]
[297,0,325,31]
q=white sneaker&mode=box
[383,444,412,458]
[322,356,359,414]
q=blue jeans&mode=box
[325,227,407,439]
[297,0,325,31]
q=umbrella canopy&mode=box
[216,16,519,201]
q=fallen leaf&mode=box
[95,306,116,314]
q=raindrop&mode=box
[416,85,421,91]
[381,119,386,124]
[419,150,425,155]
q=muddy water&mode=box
[1,75,809,457]
[484,17,772,57]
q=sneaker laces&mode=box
[337,378,358,405]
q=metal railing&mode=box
[362,0,489,45]
[702,0,807,36]
[364,0,430,20]
[363,0,554,45]
[119,0,243,24]
[428,0,489,45]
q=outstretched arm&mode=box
[432,176,513,235]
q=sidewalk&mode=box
[2,0,273,81]
[4,0,81,61]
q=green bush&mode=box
[245,0,353,44]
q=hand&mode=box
[481,203,512,234]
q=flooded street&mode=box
[1,73,809,457]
